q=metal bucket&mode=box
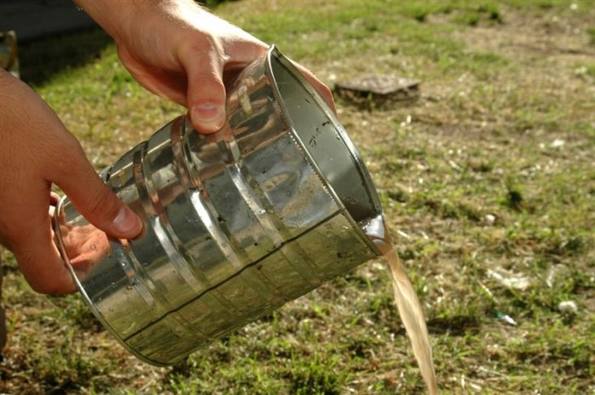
[53,46,385,366]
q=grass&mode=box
[589,27,595,45]
[1,0,594,393]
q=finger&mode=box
[51,142,142,240]
[11,190,75,295]
[223,37,268,67]
[292,62,337,112]
[180,46,226,134]
[14,226,75,295]
[50,191,60,206]
[222,40,267,90]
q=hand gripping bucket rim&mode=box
[53,45,384,365]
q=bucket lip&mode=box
[52,197,170,367]
[264,45,384,255]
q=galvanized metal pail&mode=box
[53,46,385,366]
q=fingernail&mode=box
[113,207,142,237]
[191,102,225,133]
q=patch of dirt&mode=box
[453,7,595,65]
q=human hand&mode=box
[75,0,335,134]
[0,71,142,294]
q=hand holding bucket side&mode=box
[75,0,335,133]
[0,71,142,294]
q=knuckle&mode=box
[226,37,267,57]
[180,32,223,62]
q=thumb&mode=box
[53,144,143,240]
[183,51,226,134]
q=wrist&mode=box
[73,0,140,41]
[73,0,207,43]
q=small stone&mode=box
[485,214,496,225]
[558,300,578,314]
[488,268,532,291]
[496,311,517,326]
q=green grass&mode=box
[452,4,504,26]
[1,0,594,393]
[576,63,595,82]
[589,27,595,45]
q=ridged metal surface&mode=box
[54,46,383,365]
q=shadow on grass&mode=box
[427,315,481,336]
[19,28,112,86]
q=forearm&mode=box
[73,0,202,41]
[73,0,133,39]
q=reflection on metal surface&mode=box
[53,46,384,365]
